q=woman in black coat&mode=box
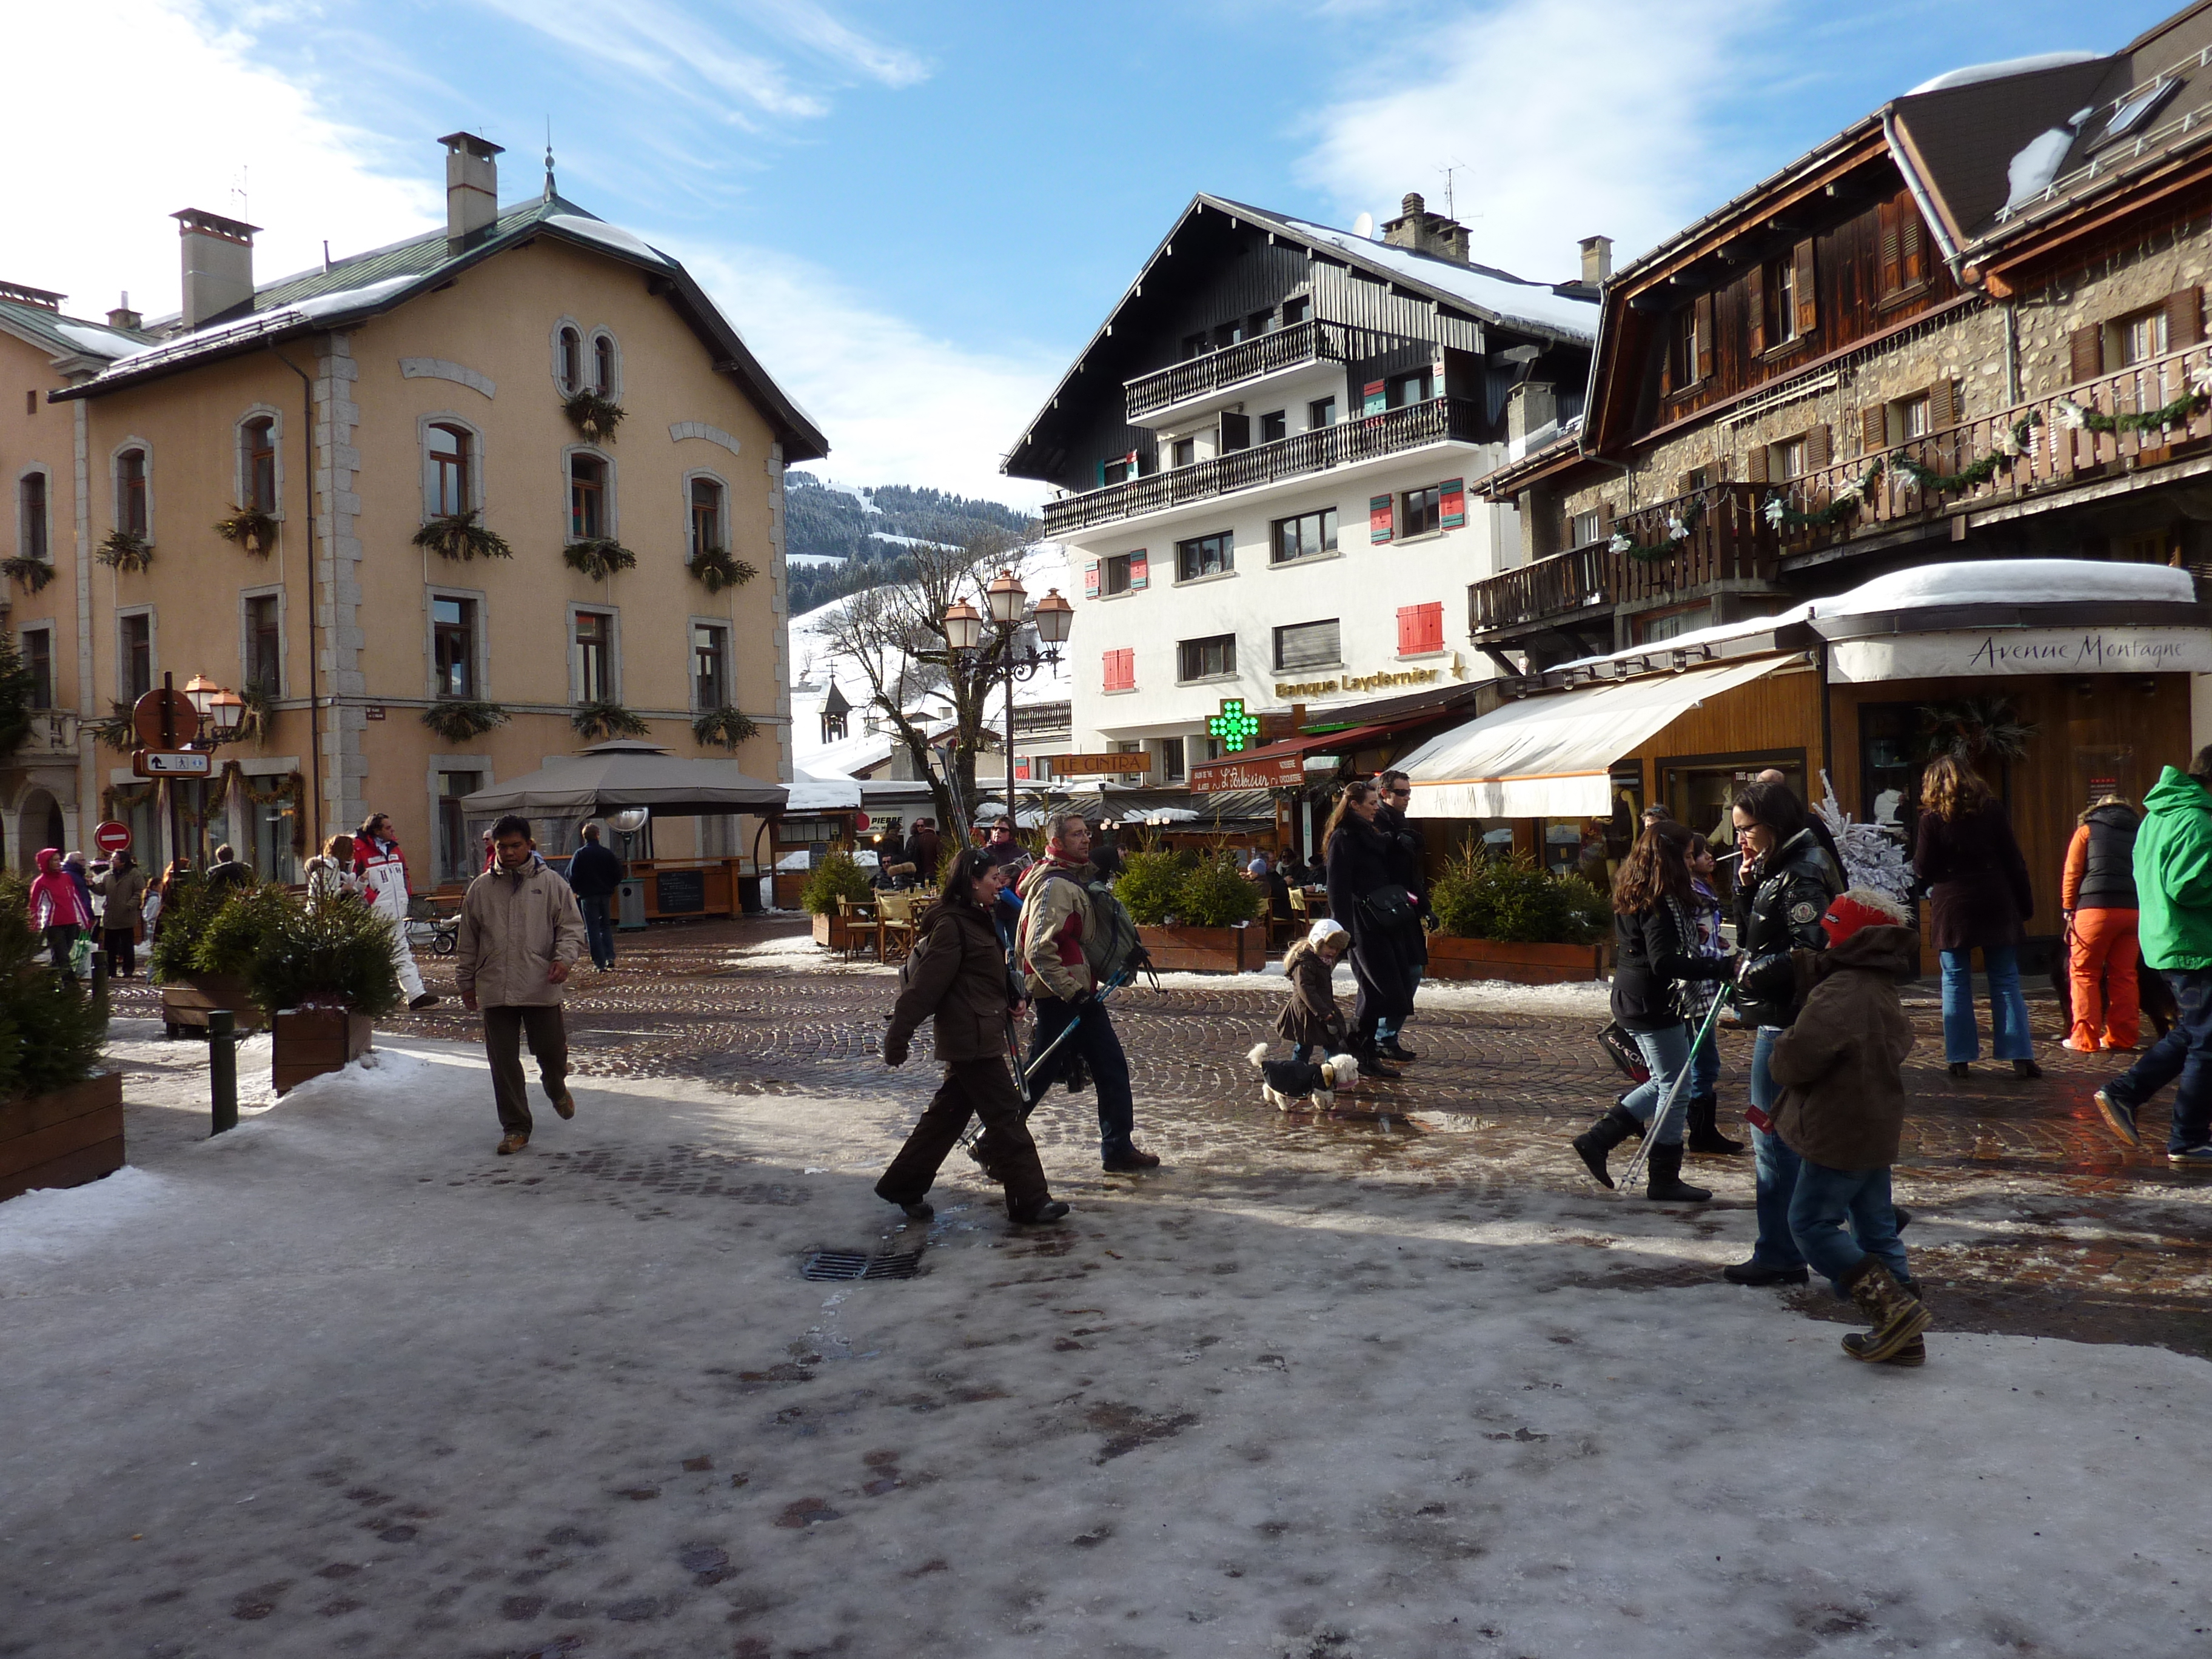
[1324,779,1415,1078]
[1571,819,1729,1202]
[1913,755,2037,1079]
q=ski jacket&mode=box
[90,860,149,928]
[1733,828,1838,1028]
[1769,924,1918,1170]
[2132,766,2212,971]
[1273,938,1348,1051]
[353,834,413,921]
[886,899,1018,1065]
[303,855,359,913]
[2063,803,2140,912]
[456,853,585,1008]
[1016,857,1093,1004]
[27,849,89,931]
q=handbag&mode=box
[1360,885,1416,928]
[68,934,94,977]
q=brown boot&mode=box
[1840,1258,1931,1363]
[496,1131,529,1156]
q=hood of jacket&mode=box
[2143,765,2211,825]
[35,848,61,875]
[492,852,547,886]
[1814,922,1919,983]
[2085,801,2140,833]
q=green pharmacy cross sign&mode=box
[1207,698,1261,753]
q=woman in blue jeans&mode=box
[1912,755,2039,1080]
[1572,819,1731,1202]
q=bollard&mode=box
[209,1008,238,1136]
[89,946,107,1010]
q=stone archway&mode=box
[18,789,63,874]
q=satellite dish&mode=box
[1352,212,1375,240]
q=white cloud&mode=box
[2,0,438,321]
[1297,0,1777,281]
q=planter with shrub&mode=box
[802,850,874,948]
[1424,848,1610,984]
[152,878,287,1035]
[0,879,118,1201]
[248,893,403,1094]
[1117,849,1264,973]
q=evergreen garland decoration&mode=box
[1,557,55,594]
[213,506,280,555]
[563,390,626,443]
[1889,414,2045,494]
[411,509,514,562]
[563,538,637,581]
[236,683,275,748]
[96,529,152,572]
[420,700,509,743]
[572,699,649,741]
[689,545,756,592]
[691,706,759,750]
[2055,372,2212,436]
[89,702,138,754]
[1917,696,2039,763]
[1607,497,1706,562]
[1763,458,1886,531]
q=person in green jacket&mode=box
[2094,752,2212,1166]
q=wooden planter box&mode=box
[1423,936,1606,985]
[161,973,266,1037]
[272,1008,374,1096]
[1,1071,124,1202]
[810,910,861,950]
[1136,923,1265,974]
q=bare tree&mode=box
[814,522,1042,837]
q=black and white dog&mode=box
[1245,1043,1361,1111]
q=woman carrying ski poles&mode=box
[1572,819,1733,1201]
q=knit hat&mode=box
[1307,918,1349,948]
[1821,886,1909,947]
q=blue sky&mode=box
[8,1,2180,502]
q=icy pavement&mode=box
[5,1032,2210,1658]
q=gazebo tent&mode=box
[457,740,788,818]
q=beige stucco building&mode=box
[0,133,823,886]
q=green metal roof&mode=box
[0,288,154,367]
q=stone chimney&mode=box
[440,132,504,253]
[1506,381,1558,455]
[171,209,260,330]
[1381,190,1471,265]
[1580,235,1614,286]
[107,292,142,331]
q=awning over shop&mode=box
[459,740,788,819]
[1187,721,1423,791]
[1398,656,1798,819]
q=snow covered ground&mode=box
[4,1032,2208,1656]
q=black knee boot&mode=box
[1572,1104,1641,1189]
[1644,1142,1712,1202]
[1684,1094,1744,1156]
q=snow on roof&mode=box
[1821,557,2194,615]
[1276,215,1597,339]
[786,772,862,812]
[2003,127,2079,213]
[96,273,423,375]
[1909,51,2103,95]
[55,322,142,360]
[544,213,670,266]
[1553,603,1815,672]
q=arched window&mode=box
[116,447,149,538]
[594,333,616,395]
[558,326,583,395]
[689,477,725,558]
[426,424,474,518]
[569,454,608,540]
[242,416,277,513]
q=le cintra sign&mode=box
[1829,627,2212,683]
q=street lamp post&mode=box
[945,571,1073,834]
[178,673,247,867]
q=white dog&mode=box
[1246,1042,1361,1111]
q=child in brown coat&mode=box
[1276,919,1351,1062]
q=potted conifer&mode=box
[152,878,284,1036]
[0,878,116,1201]
[248,892,403,1094]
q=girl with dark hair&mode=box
[1324,780,1415,1078]
[1572,819,1730,1201]
[877,849,1067,1224]
[1723,775,1843,1284]
[1914,754,2037,1079]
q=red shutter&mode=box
[1129,551,1148,591]
[2070,325,2103,385]
[1396,605,1419,654]
[1693,292,1715,382]
[1084,561,1099,598]
[1395,602,1445,655]
[1102,648,1134,692]
[1418,602,1444,653]
[2167,285,2205,349]
[1792,238,1818,337]
[1369,495,1394,543]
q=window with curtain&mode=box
[569,454,608,540]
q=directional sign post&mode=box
[133,750,212,777]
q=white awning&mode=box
[1399,656,1801,819]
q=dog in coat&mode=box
[1246,1042,1361,1110]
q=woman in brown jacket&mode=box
[1275,919,1351,1061]
[877,850,1067,1225]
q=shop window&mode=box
[250,777,300,886]
[22,627,52,709]
[1176,531,1232,581]
[434,595,477,699]
[1660,750,1806,853]
[1176,633,1236,682]
[241,416,278,514]
[437,771,483,884]
[1857,704,1925,833]
[1272,508,1337,564]
[1272,619,1338,672]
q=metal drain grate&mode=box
[801,1248,924,1282]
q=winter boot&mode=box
[1873,1333,1927,1367]
[1684,1093,1744,1156]
[1643,1142,1712,1202]
[1355,1039,1401,1080]
[1378,1034,1419,1064]
[1572,1104,1641,1190]
[1839,1257,1932,1363]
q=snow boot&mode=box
[1572,1104,1641,1190]
[1871,1333,1926,1367]
[1355,1039,1401,1080]
[1840,1257,1932,1363]
[1643,1142,1711,1202]
[1011,1197,1070,1225]
[1379,1034,1419,1064]
[1684,1093,1744,1156]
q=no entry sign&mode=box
[93,820,132,854]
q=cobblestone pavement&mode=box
[106,917,2212,1358]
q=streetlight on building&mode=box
[944,571,1072,831]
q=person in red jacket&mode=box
[354,811,438,1010]
[27,846,92,984]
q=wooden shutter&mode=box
[1860,406,1887,454]
[1747,276,1765,357]
[1369,495,1394,544]
[1418,602,1444,652]
[1877,198,1902,297]
[1899,209,1926,289]
[1927,381,1956,431]
[1693,292,1715,382]
[2167,286,2205,349]
[1128,550,1148,591]
[1084,561,1100,598]
[1396,605,1421,654]
[2070,324,2103,385]
[1746,446,1769,484]
[1792,238,1818,337]
[1806,423,1832,469]
[1675,469,1698,495]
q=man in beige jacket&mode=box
[458,814,588,1154]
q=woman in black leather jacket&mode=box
[1324,780,1415,1078]
[1724,777,1841,1286]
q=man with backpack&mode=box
[1016,813,1159,1173]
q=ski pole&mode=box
[1615,984,1732,1194]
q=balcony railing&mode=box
[1046,397,1487,537]
[1013,700,1071,737]
[1470,484,1778,638]
[1123,319,1348,420]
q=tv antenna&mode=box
[1438,159,1470,221]
[231,166,249,221]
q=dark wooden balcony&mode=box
[1124,319,1348,420]
[1469,483,1778,640]
[1044,396,1487,537]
